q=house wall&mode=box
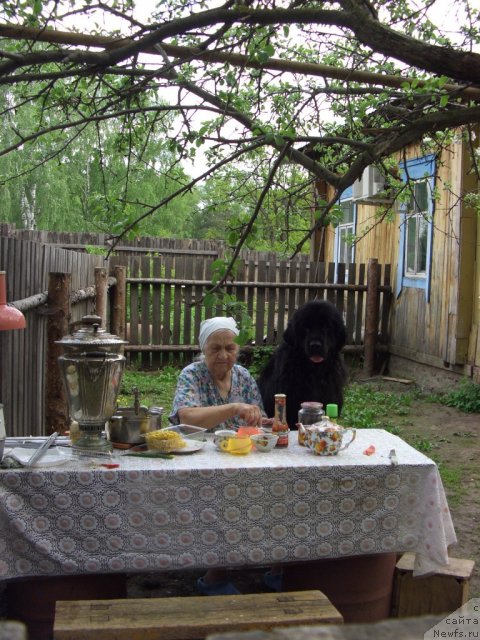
[320,137,480,379]
[463,139,480,381]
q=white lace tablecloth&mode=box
[0,429,456,581]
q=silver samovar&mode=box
[56,315,127,452]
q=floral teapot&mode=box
[302,419,356,456]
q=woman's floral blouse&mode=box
[169,360,265,430]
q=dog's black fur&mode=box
[257,300,347,428]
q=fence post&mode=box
[95,267,108,328]
[364,258,379,377]
[111,265,126,339]
[45,272,71,435]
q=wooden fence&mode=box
[0,236,105,437]
[1,228,391,437]
[111,254,392,370]
[0,224,308,264]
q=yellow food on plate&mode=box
[145,429,186,452]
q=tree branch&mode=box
[1,23,479,99]
[205,142,292,296]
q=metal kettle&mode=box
[56,315,127,451]
[108,387,163,445]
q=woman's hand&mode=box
[178,403,262,431]
[234,403,263,427]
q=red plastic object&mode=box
[0,271,26,331]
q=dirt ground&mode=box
[128,378,480,601]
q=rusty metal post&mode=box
[364,258,380,377]
[45,272,71,435]
[111,265,126,339]
[95,267,108,329]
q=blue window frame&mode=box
[334,185,356,281]
[395,154,436,301]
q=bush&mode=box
[435,380,480,413]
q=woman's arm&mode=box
[178,403,262,430]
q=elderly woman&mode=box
[169,316,264,431]
[169,317,269,596]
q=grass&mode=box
[341,382,416,433]
[117,367,179,414]
[437,464,467,508]
[430,379,480,413]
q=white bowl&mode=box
[213,429,237,450]
[251,433,279,452]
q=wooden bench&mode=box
[392,553,476,617]
[0,621,27,640]
[53,590,343,640]
[207,615,446,640]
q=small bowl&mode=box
[213,429,237,450]
[251,433,279,452]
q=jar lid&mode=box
[56,315,127,347]
[300,402,323,410]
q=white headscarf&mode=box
[199,317,239,351]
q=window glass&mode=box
[404,179,429,277]
[405,216,417,273]
[340,200,354,224]
[338,226,354,263]
[335,199,355,269]
[418,217,428,272]
[413,181,429,213]
[395,153,435,300]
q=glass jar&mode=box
[298,402,324,445]
[298,402,324,425]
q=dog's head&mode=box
[283,300,346,364]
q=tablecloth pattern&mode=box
[0,429,456,580]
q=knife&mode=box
[24,431,59,467]
[5,437,71,449]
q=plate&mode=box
[169,440,206,454]
[5,446,72,467]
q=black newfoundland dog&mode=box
[258,300,347,428]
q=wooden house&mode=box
[317,135,480,383]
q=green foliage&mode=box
[432,380,480,413]
[203,287,253,346]
[248,346,275,379]
[409,435,433,453]
[85,245,108,256]
[117,367,179,411]
[195,160,314,254]
[341,383,414,431]
[0,81,199,237]
[463,193,480,216]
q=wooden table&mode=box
[0,429,456,581]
